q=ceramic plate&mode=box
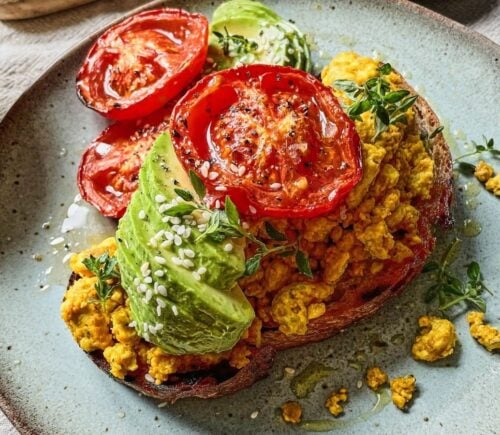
[0,0,499,433]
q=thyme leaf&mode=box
[333,63,417,141]
[213,26,259,57]
[422,239,492,312]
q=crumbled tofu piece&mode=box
[467,311,500,352]
[390,375,416,410]
[366,366,388,390]
[325,388,348,417]
[412,315,457,361]
[281,401,302,424]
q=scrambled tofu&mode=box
[474,161,494,183]
[366,366,388,390]
[412,315,457,362]
[473,161,500,195]
[325,388,349,417]
[69,236,117,277]
[243,51,434,336]
[467,311,500,352]
[103,343,138,379]
[281,401,302,424]
[485,174,500,196]
[390,375,416,410]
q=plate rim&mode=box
[0,0,499,433]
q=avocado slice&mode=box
[116,133,254,355]
[208,0,312,72]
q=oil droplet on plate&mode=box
[460,219,482,237]
[463,182,481,198]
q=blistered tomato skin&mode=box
[170,64,362,218]
[78,107,171,218]
[76,9,208,121]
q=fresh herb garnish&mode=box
[422,239,492,312]
[333,63,417,141]
[213,26,259,57]
[165,172,312,277]
[420,125,444,154]
[82,252,120,304]
[453,136,499,175]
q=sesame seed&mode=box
[156,305,162,316]
[174,235,182,246]
[128,321,137,328]
[172,256,182,266]
[328,190,336,201]
[197,267,207,275]
[192,271,201,281]
[134,278,141,286]
[145,374,155,383]
[172,305,179,316]
[270,182,281,190]
[154,322,163,331]
[154,270,165,277]
[50,237,65,246]
[284,367,295,375]
[143,332,150,342]
[182,259,194,268]
[250,411,259,419]
[230,163,239,173]
[198,224,207,232]
[238,166,246,176]
[138,210,146,220]
[154,256,167,265]
[149,238,158,248]
[158,403,167,408]
[215,185,227,191]
[208,171,219,180]
[215,200,221,209]
[171,217,181,225]
[145,289,153,302]
[162,217,170,223]
[357,380,363,389]
[183,249,195,258]
[157,285,167,296]
[224,243,233,252]
[155,194,166,203]
[249,205,257,214]
[148,324,156,334]
[140,262,150,275]
[184,227,192,238]
[200,161,210,178]
[164,232,174,241]
[138,284,148,293]
[176,225,186,236]
[178,249,185,259]
[160,240,172,248]
[157,298,166,308]
[143,322,148,330]
[144,276,153,284]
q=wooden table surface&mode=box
[0,0,498,433]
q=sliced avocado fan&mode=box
[116,133,254,355]
[208,0,312,72]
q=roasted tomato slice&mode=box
[78,107,171,218]
[170,64,362,218]
[76,9,208,121]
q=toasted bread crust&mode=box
[64,76,453,402]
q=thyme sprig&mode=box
[453,136,499,175]
[166,171,312,278]
[422,239,492,312]
[82,253,120,304]
[333,63,417,141]
[213,26,259,57]
[420,126,444,154]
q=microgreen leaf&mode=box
[224,196,240,226]
[162,203,197,217]
[174,188,194,202]
[429,126,444,139]
[214,26,259,57]
[466,262,481,282]
[384,90,410,103]
[189,170,206,199]
[457,161,476,175]
[377,63,392,75]
[296,250,313,278]
[264,221,287,241]
[245,254,262,276]
[422,261,439,273]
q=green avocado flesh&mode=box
[208,0,312,72]
[116,133,254,355]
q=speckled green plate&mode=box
[0,1,499,433]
